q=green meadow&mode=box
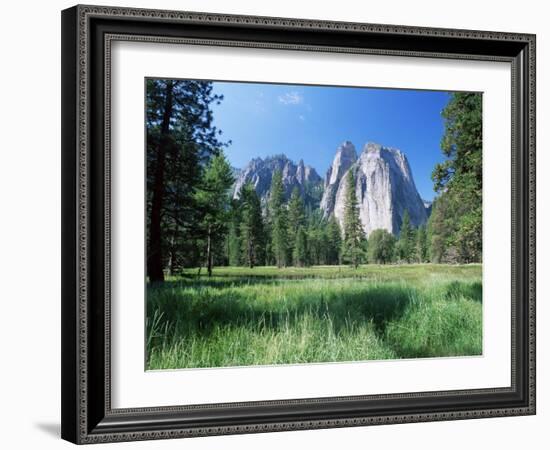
[146,264,482,370]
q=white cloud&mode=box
[278,91,303,105]
[298,114,306,121]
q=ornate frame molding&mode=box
[61,4,536,444]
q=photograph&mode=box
[145,79,483,370]
[57,3,537,445]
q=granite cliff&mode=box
[322,142,428,236]
[232,142,428,236]
[232,154,323,207]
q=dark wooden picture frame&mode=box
[61,4,536,444]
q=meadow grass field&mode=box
[146,264,482,370]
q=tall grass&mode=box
[146,264,482,370]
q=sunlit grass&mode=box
[146,264,482,370]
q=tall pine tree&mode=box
[226,198,242,266]
[397,210,414,263]
[341,170,365,268]
[415,225,428,263]
[288,187,306,265]
[194,152,235,276]
[326,215,342,265]
[293,226,308,267]
[146,79,225,281]
[239,182,264,268]
[269,170,288,268]
[427,195,453,262]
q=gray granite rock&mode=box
[232,154,322,206]
[325,142,427,236]
[320,141,357,217]
[234,142,427,236]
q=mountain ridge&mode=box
[232,141,429,235]
[232,154,323,207]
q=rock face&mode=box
[233,154,323,206]
[320,141,357,217]
[233,142,427,236]
[323,142,427,236]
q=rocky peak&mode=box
[304,165,316,181]
[361,142,411,184]
[327,141,357,186]
[320,141,357,217]
[323,141,427,236]
[233,154,322,207]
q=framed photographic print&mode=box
[61,4,536,444]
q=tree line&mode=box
[171,165,431,272]
[225,168,431,270]
[146,79,231,282]
[227,173,343,269]
[146,79,482,281]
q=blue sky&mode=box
[211,81,451,201]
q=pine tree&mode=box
[397,210,414,263]
[326,215,342,265]
[194,152,235,276]
[226,199,242,266]
[306,223,320,265]
[146,79,225,280]
[288,187,306,228]
[341,170,365,268]
[304,209,325,265]
[239,182,264,268]
[427,194,453,263]
[263,219,274,266]
[227,222,241,266]
[287,187,306,265]
[431,92,482,263]
[293,226,308,267]
[269,170,288,268]
[416,225,428,263]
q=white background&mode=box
[112,42,511,408]
[0,0,546,449]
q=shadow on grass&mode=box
[147,270,483,365]
[147,281,413,342]
[444,281,482,302]
[151,274,385,293]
